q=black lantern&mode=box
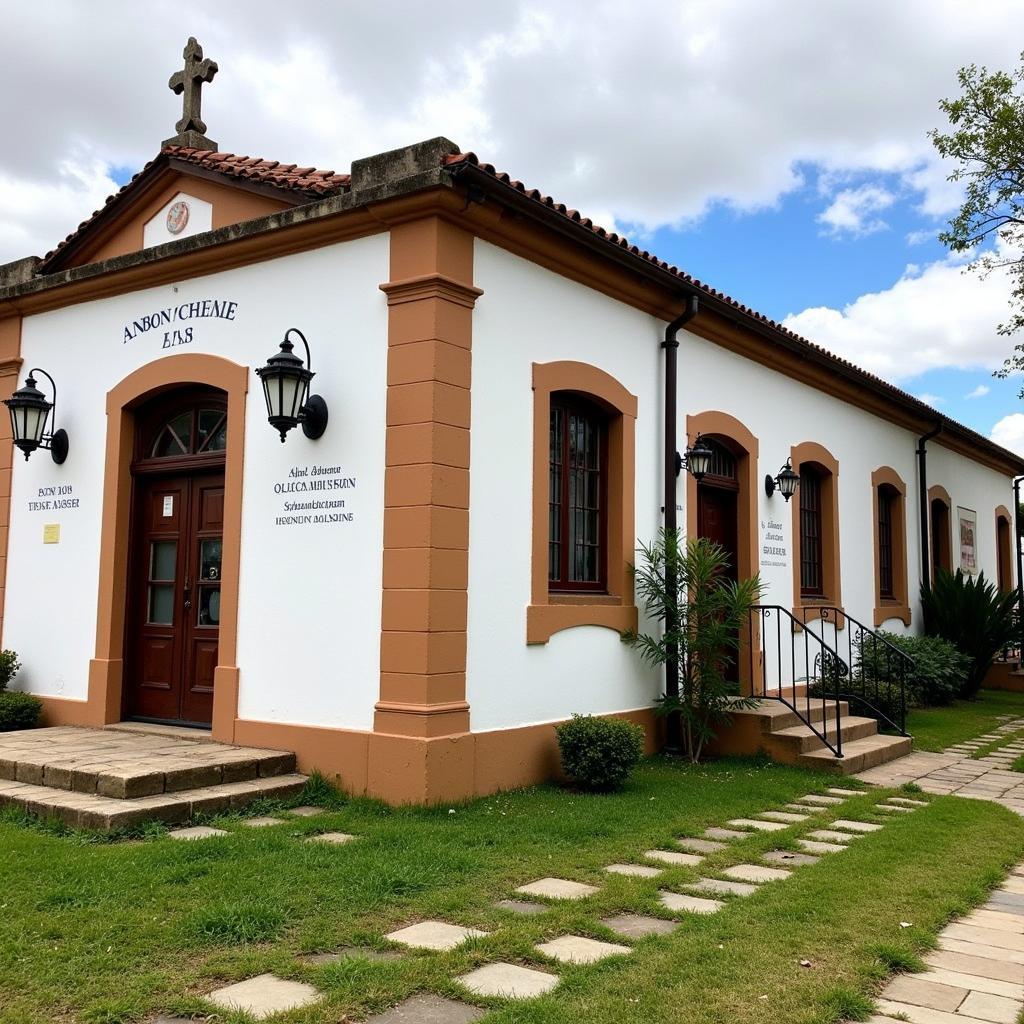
[676,434,713,480]
[3,368,68,463]
[255,328,328,442]
[765,458,799,501]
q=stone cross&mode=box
[162,37,219,150]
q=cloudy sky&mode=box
[3,1,1023,449]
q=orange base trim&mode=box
[526,603,638,644]
[983,662,1024,692]
[873,603,912,628]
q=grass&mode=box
[0,757,1022,1024]
[970,728,1024,760]
[905,688,1024,751]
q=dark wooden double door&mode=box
[126,471,224,725]
[698,477,740,686]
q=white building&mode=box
[0,58,1018,802]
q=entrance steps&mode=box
[713,697,913,774]
[0,725,306,831]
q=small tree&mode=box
[623,531,761,762]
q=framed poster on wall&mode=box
[958,506,978,575]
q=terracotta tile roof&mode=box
[41,146,350,267]
[443,151,1016,462]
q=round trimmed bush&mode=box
[0,691,42,732]
[555,714,645,792]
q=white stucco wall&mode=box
[6,233,389,730]
[467,239,1017,731]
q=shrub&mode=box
[0,691,43,732]
[555,714,645,792]
[921,569,1018,697]
[0,650,21,691]
[856,630,970,708]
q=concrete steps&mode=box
[799,733,913,773]
[0,725,306,831]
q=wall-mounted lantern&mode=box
[765,458,799,501]
[255,328,329,443]
[3,368,68,464]
[676,434,713,480]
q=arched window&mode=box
[549,393,608,591]
[790,442,842,621]
[878,484,897,599]
[872,468,910,625]
[996,507,1014,593]
[135,389,228,466]
[799,464,825,597]
[930,493,952,578]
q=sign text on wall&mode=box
[28,483,80,513]
[273,464,356,527]
[122,297,238,348]
[760,518,787,568]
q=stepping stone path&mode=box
[660,890,725,914]
[827,788,866,796]
[536,935,632,964]
[806,829,859,843]
[869,863,1024,1022]
[797,839,847,854]
[727,818,788,832]
[207,974,321,1019]
[457,963,559,998]
[644,849,703,867]
[366,994,484,1023]
[723,863,791,883]
[606,863,662,878]
[760,810,810,822]
[168,825,227,841]
[799,794,846,806]
[306,831,357,844]
[516,877,599,900]
[288,806,324,817]
[703,827,750,840]
[242,816,285,827]
[385,921,489,951]
[831,819,883,833]
[876,804,913,813]
[601,913,678,938]
[495,899,546,915]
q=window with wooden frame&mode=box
[872,467,910,626]
[799,465,824,598]
[996,506,1013,593]
[548,394,608,592]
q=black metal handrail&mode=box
[747,604,848,757]
[800,607,911,735]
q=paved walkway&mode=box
[856,716,1024,814]
[868,865,1024,1023]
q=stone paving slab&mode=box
[874,997,990,1022]
[659,890,724,914]
[882,974,965,1011]
[516,878,599,900]
[722,863,791,883]
[796,839,847,854]
[305,832,357,845]
[677,837,727,853]
[457,963,559,999]
[798,794,846,805]
[888,797,929,807]
[168,825,228,841]
[940,936,1024,966]
[686,877,759,897]
[366,994,485,1023]
[827,787,867,796]
[703,827,750,840]
[601,913,678,938]
[495,899,547,916]
[241,816,286,828]
[536,934,631,964]
[207,974,321,1019]
[643,849,703,867]
[925,949,1024,984]
[759,811,810,822]
[605,863,662,878]
[876,804,914,813]
[386,921,489,951]
[288,806,324,817]
[922,967,1024,1000]
[763,849,821,866]
[960,989,1023,1022]
[726,818,788,832]
[830,819,883,833]
[806,829,859,843]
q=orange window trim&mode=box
[871,466,911,627]
[528,361,637,644]
[791,441,842,625]
[995,504,1014,593]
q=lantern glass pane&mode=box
[23,404,46,443]
[280,374,303,420]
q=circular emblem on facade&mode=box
[166,200,190,235]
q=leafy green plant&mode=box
[0,650,21,691]
[624,531,761,762]
[853,630,970,713]
[555,714,645,792]
[0,691,42,731]
[921,569,1018,697]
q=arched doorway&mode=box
[696,438,740,583]
[124,386,228,726]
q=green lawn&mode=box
[1,758,1022,1024]
[906,688,1024,751]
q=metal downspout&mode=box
[662,295,699,754]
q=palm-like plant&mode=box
[624,531,762,762]
[920,569,1018,698]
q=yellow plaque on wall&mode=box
[43,523,60,544]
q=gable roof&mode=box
[39,146,350,272]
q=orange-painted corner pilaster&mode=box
[0,318,22,647]
[374,215,482,769]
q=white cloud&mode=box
[916,392,945,407]
[906,228,937,246]
[782,246,1016,382]
[966,384,991,399]
[1,0,1022,261]
[818,184,896,237]
[991,413,1024,456]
